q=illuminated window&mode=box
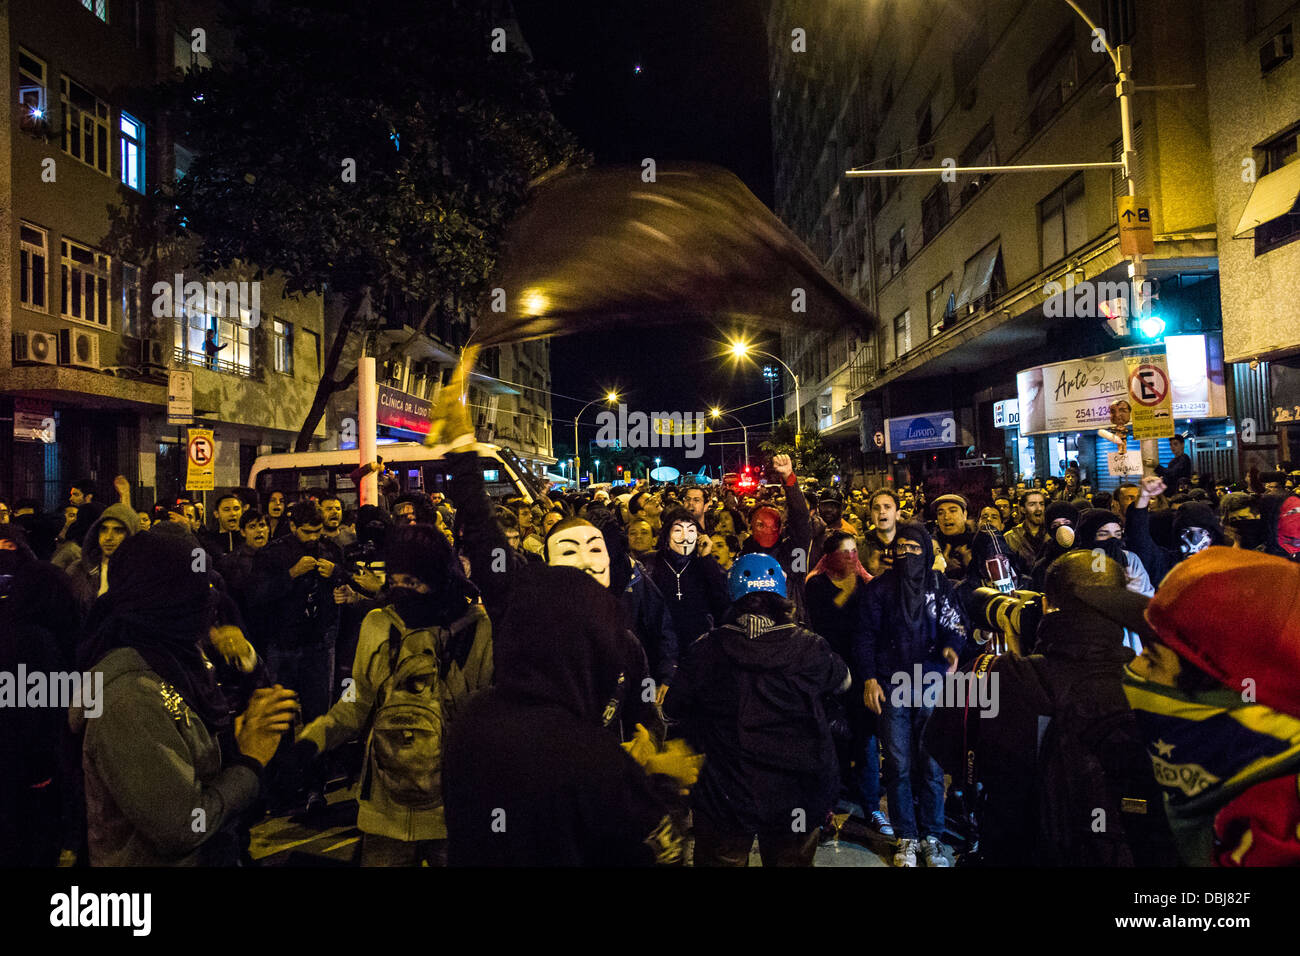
[120,112,145,192]
[18,49,47,131]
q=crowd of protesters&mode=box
[2,446,1299,869]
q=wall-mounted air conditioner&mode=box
[13,330,58,365]
[141,339,168,368]
[59,327,101,370]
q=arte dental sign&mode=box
[377,384,433,434]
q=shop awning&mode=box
[953,241,1002,312]
[1233,160,1300,237]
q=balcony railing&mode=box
[174,347,252,378]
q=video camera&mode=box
[971,587,1045,654]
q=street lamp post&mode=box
[709,407,749,473]
[730,341,801,437]
[573,392,618,490]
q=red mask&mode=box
[1279,496,1300,555]
[826,549,855,576]
[751,508,781,549]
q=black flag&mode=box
[472,163,876,347]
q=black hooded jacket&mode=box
[443,566,683,866]
[665,603,849,832]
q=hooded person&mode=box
[289,522,493,866]
[444,564,689,866]
[805,531,892,837]
[1125,477,1228,585]
[643,507,730,655]
[77,532,298,866]
[583,508,681,703]
[664,552,851,866]
[925,550,1177,867]
[1028,501,1081,592]
[544,516,667,741]
[1076,547,1300,866]
[856,521,969,867]
[67,502,141,616]
[51,500,103,571]
[1258,492,1300,561]
[1073,508,1154,597]
[740,453,813,622]
[0,524,84,866]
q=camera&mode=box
[972,587,1044,652]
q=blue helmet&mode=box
[728,552,787,602]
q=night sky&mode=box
[511,0,779,469]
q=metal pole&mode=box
[572,417,579,491]
[358,354,378,506]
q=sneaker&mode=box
[921,836,950,867]
[869,810,895,839]
[893,838,918,868]
[303,790,328,817]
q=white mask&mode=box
[669,520,698,556]
[546,522,610,587]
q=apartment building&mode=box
[2,0,327,510]
[768,0,1264,490]
[1201,0,1300,472]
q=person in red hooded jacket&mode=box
[1077,547,1300,866]
[740,454,813,623]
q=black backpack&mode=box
[1029,660,1173,866]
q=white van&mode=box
[247,441,544,509]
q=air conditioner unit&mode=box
[59,327,101,370]
[13,330,58,365]
[1260,25,1293,74]
[141,339,168,368]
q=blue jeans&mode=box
[265,636,336,724]
[878,698,945,841]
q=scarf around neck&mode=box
[1123,665,1300,865]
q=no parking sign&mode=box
[186,428,217,491]
[1123,345,1174,440]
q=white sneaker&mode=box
[893,838,918,867]
[869,810,895,839]
[921,836,950,867]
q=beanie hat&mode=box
[931,493,968,514]
[1075,508,1122,549]
[728,552,787,602]
[1172,502,1226,547]
[1044,501,1080,528]
[385,523,456,585]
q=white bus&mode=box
[246,441,545,509]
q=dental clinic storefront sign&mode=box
[1017,351,1128,435]
[1017,335,1226,436]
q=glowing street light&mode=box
[728,339,801,435]
[573,391,618,490]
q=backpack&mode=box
[1029,660,1172,866]
[360,609,466,810]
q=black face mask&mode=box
[1226,517,1266,551]
[0,550,25,577]
[1096,537,1126,564]
[387,586,444,628]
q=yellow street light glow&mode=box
[710,407,722,418]
[729,340,750,358]
[520,289,549,317]
[606,391,619,402]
